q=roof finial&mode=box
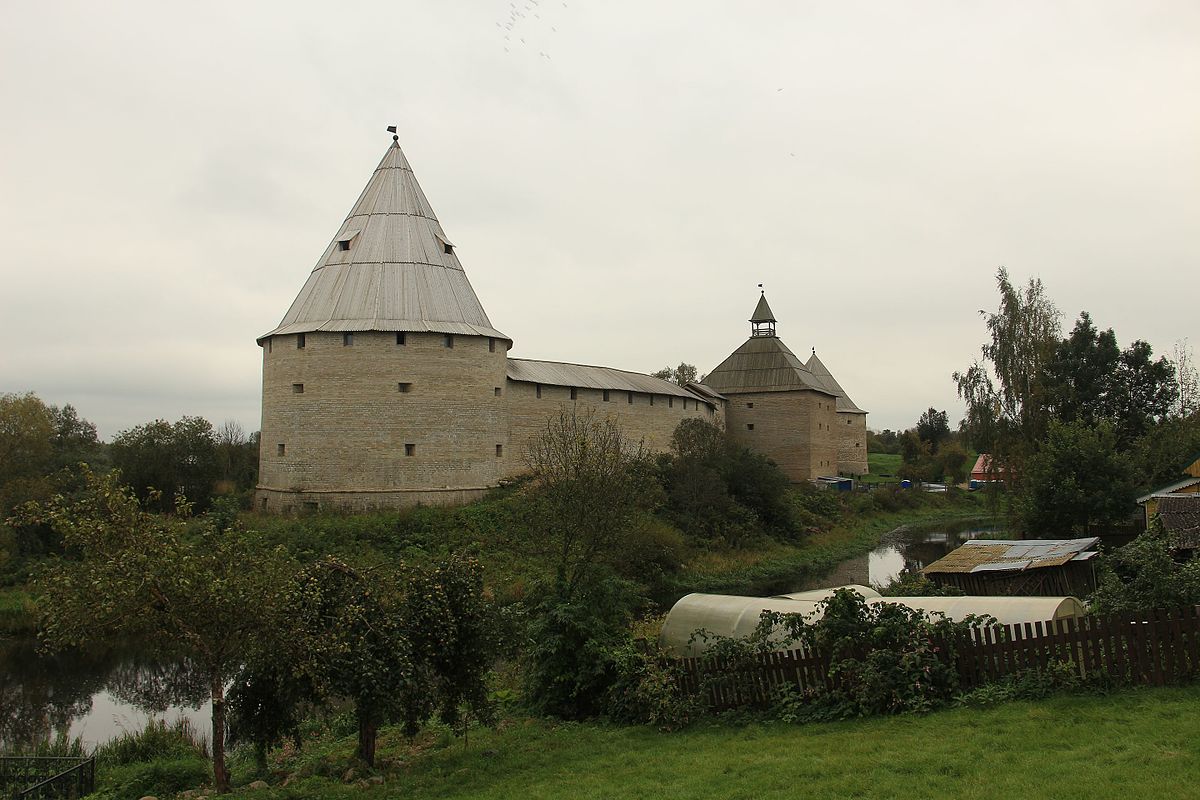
[812,347,816,355]
[758,282,764,295]
[386,124,398,142]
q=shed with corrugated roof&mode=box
[922,538,1101,596]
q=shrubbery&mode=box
[1089,522,1200,613]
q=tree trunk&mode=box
[211,675,230,793]
[357,708,378,767]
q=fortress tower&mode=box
[703,294,850,482]
[805,350,869,475]
[256,139,511,512]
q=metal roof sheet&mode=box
[703,335,835,395]
[1137,476,1200,504]
[507,358,714,403]
[259,141,508,344]
[923,537,1100,575]
[804,351,866,414]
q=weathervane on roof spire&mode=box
[758,283,764,294]
[386,124,398,142]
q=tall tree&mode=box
[1045,312,1179,444]
[1015,420,1137,535]
[30,469,292,793]
[954,268,1061,481]
[651,363,700,387]
[915,408,950,453]
[110,416,220,511]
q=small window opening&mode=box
[338,239,351,251]
[260,497,268,510]
[267,339,272,353]
[847,418,852,425]
[297,333,306,349]
[494,387,502,397]
[536,384,542,399]
[396,332,406,346]
[489,338,496,353]
[747,402,754,409]
[668,397,674,408]
[603,390,610,402]
[343,332,354,346]
[443,242,454,255]
[277,443,286,456]
[443,334,454,349]
[570,388,578,400]
[627,391,634,404]
[496,444,503,458]
[747,424,755,431]
[398,382,412,393]
[404,443,416,457]
[649,395,655,406]
[292,383,304,394]
[684,399,689,410]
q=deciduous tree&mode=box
[29,469,292,793]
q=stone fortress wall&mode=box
[502,380,716,479]
[258,330,510,512]
[836,412,869,476]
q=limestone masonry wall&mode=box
[257,330,720,511]
[503,380,716,477]
[837,412,869,476]
[258,330,509,511]
[722,390,839,482]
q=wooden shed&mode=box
[922,538,1100,597]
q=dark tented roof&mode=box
[750,294,776,323]
[804,351,866,414]
[703,335,834,396]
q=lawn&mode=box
[224,685,1200,800]
[862,452,902,483]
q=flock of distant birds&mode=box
[497,0,567,58]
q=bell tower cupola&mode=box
[750,291,776,337]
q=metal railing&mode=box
[0,756,95,800]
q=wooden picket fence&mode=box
[677,606,1200,710]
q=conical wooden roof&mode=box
[806,351,866,414]
[703,335,832,395]
[750,293,776,323]
[259,140,508,343]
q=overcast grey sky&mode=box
[1,1,1197,438]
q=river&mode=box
[0,637,210,752]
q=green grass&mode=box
[215,685,1200,799]
[862,452,903,484]
[0,585,34,635]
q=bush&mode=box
[879,572,963,597]
[1089,523,1200,613]
[95,718,209,766]
[522,574,642,719]
[91,756,211,800]
[953,659,1124,707]
[603,639,701,730]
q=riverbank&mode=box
[665,495,992,601]
[208,684,1199,799]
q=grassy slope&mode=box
[224,685,1200,800]
[864,452,902,483]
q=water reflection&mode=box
[796,519,1003,591]
[0,637,211,751]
